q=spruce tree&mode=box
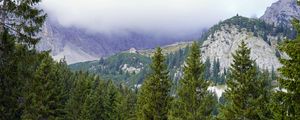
[136,47,171,120]
[65,72,93,120]
[271,19,300,119]
[21,55,65,119]
[0,29,23,119]
[105,80,122,119]
[204,57,211,80]
[212,58,220,84]
[218,41,271,119]
[79,79,122,120]
[169,42,215,120]
[0,0,46,118]
[118,84,137,120]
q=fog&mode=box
[41,0,277,35]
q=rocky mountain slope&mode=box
[201,16,283,72]
[260,0,300,27]
[37,19,202,64]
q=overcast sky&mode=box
[41,0,278,35]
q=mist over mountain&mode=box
[37,0,277,64]
[37,18,203,64]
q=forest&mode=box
[1,0,300,120]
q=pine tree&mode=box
[218,41,271,119]
[169,42,215,120]
[118,84,137,120]
[271,66,277,81]
[204,57,211,80]
[0,0,46,118]
[136,47,171,120]
[79,79,122,120]
[212,58,220,85]
[105,80,122,119]
[271,19,300,119]
[65,72,93,120]
[0,29,23,119]
[21,55,65,119]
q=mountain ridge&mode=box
[37,19,202,64]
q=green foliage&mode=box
[21,54,66,120]
[212,58,221,84]
[218,41,272,119]
[79,80,123,120]
[0,0,46,118]
[0,29,28,119]
[271,19,300,119]
[137,47,171,120]
[169,42,215,120]
[65,72,94,120]
[204,57,211,80]
[69,53,151,86]
[118,84,138,120]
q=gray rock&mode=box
[260,0,300,27]
[201,25,281,72]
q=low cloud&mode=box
[41,0,277,35]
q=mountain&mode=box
[260,0,300,27]
[68,0,297,96]
[69,15,289,86]
[200,16,283,72]
[37,19,202,64]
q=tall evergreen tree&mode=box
[271,66,277,81]
[271,19,300,119]
[169,42,215,120]
[0,0,46,118]
[212,58,220,85]
[79,79,122,120]
[65,72,94,120]
[0,29,25,119]
[204,57,211,80]
[218,41,271,119]
[118,84,138,120]
[136,47,171,120]
[21,54,65,119]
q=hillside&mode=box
[69,53,151,85]
[69,46,191,86]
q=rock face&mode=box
[260,0,300,27]
[37,19,201,64]
[201,24,281,72]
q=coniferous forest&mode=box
[1,0,300,120]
